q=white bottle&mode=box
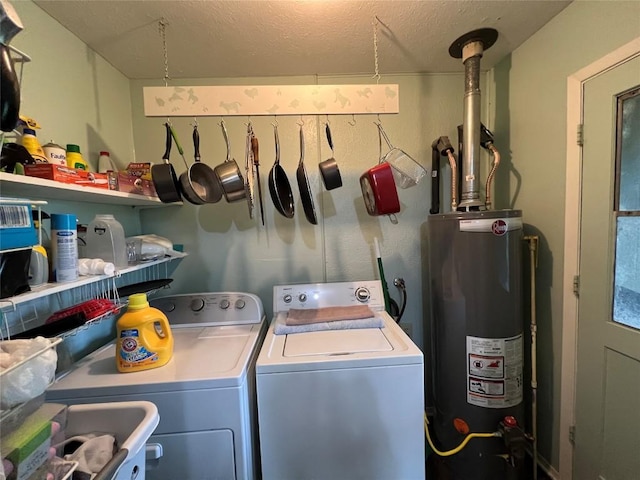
[98,151,117,173]
[85,214,128,269]
[50,214,78,282]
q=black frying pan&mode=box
[268,124,294,218]
[295,126,317,225]
[152,123,182,203]
[0,44,20,132]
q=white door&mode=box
[574,54,640,480]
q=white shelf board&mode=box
[0,253,187,310]
[0,173,181,207]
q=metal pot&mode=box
[179,125,223,204]
[319,123,342,190]
[214,120,246,203]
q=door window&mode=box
[613,87,640,329]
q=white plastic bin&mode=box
[64,401,159,480]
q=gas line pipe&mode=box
[524,235,539,480]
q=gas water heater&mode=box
[426,29,527,480]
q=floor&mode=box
[426,453,551,480]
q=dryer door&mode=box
[147,430,236,480]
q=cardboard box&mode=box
[124,162,152,181]
[24,164,109,190]
[1,403,67,480]
[116,172,157,197]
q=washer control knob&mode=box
[355,287,370,302]
[298,293,307,303]
[283,294,292,304]
[190,298,205,312]
[220,299,231,310]
[162,302,176,312]
[235,299,246,310]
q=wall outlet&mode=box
[399,322,413,338]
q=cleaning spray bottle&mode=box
[116,293,174,373]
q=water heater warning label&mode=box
[466,334,523,409]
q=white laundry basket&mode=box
[64,401,159,480]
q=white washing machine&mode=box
[47,292,266,480]
[256,280,425,480]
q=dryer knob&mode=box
[283,294,292,304]
[190,298,205,312]
[235,299,246,309]
[220,299,231,310]
[355,287,370,302]
[298,293,307,303]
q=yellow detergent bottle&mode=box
[116,293,174,373]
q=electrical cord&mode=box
[424,413,500,457]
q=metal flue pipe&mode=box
[449,28,498,211]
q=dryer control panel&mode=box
[273,280,385,313]
[150,292,264,326]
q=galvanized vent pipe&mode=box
[449,28,498,211]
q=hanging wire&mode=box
[159,18,170,87]
[297,115,304,127]
[272,115,279,127]
[348,114,357,126]
[158,18,171,125]
[372,16,381,84]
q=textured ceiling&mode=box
[33,0,572,80]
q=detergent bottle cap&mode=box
[128,293,149,309]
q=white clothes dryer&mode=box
[47,292,266,480]
[256,280,425,480]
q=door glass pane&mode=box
[613,88,640,330]
[613,216,640,329]
[619,92,640,211]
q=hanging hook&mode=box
[271,115,279,128]
[218,117,226,127]
[325,114,330,126]
[297,115,304,127]
[245,115,252,127]
[348,114,357,126]
[191,117,199,127]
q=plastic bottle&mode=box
[42,141,67,166]
[21,128,47,163]
[85,214,128,268]
[116,292,174,373]
[50,213,78,282]
[66,144,89,170]
[97,151,116,173]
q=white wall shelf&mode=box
[0,253,187,311]
[0,173,181,207]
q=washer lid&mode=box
[284,328,392,357]
[256,313,422,374]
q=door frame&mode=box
[560,36,640,480]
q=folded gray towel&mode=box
[286,305,376,325]
[274,312,384,335]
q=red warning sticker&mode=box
[469,354,504,379]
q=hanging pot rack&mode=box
[143,83,399,118]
